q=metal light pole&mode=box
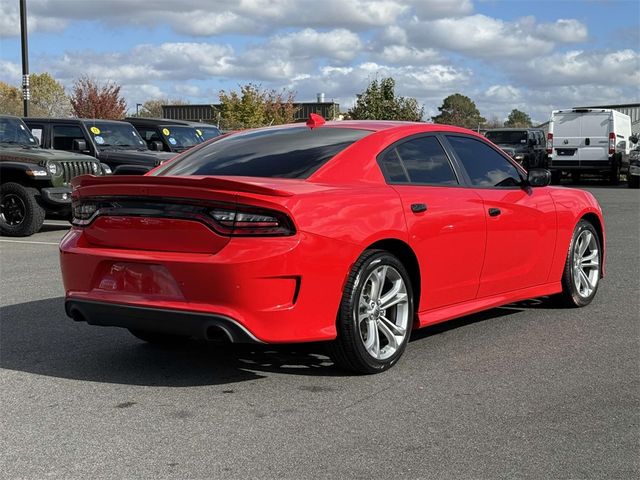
[136,103,142,116]
[20,0,30,117]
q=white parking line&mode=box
[0,239,60,245]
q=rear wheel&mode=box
[328,250,414,374]
[0,182,45,237]
[628,175,639,189]
[550,170,562,185]
[556,219,601,307]
[128,329,189,345]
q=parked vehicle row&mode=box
[0,115,110,236]
[1,115,222,236]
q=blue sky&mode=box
[1,0,638,123]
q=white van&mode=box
[547,109,633,184]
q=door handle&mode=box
[411,203,428,213]
[488,208,501,217]
[585,137,590,146]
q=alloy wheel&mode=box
[0,194,26,226]
[356,265,410,360]
[572,229,600,298]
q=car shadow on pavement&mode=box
[0,297,344,386]
[1,296,557,386]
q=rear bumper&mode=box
[60,227,356,343]
[548,159,612,170]
[66,299,262,343]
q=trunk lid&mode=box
[71,175,300,254]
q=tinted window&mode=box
[447,135,522,187]
[379,149,409,183]
[155,127,371,179]
[53,125,85,150]
[396,136,457,185]
[485,130,527,145]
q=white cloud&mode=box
[405,14,556,58]
[268,28,363,62]
[0,1,67,37]
[0,60,22,85]
[536,18,588,43]
[515,49,640,87]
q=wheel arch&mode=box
[365,238,422,313]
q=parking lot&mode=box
[0,184,638,479]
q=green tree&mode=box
[504,108,532,128]
[133,98,190,118]
[218,83,297,130]
[70,76,127,119]
[431,93,485,129]
[0,82,22,115]
[348,77,423,121]
[29,73,73,117]
[0,73,72,117]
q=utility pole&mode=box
[20,0,30,117]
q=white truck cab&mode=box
[547,108,633,184]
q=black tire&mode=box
[550,170,562,185]
[628,175,639,189]
[555,219,602,307]
[128,329,189,345]
[328,249,414,374]
[0,182,46,237]
[609,158,620,185]
[571,171,581,183]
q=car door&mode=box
[378,134,486,311]
[443,134,557,297]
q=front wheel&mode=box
[328,250,414,374]
[556,219,602,307]
[0,182,46,237]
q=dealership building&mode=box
[162,97,341,125]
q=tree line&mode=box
[0,73,533,129]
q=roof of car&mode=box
[23,117,133,125]
[125,117,200,126]
[485,127,543,132]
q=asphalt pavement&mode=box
[1,185,638,479]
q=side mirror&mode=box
[527,168,551,187]
[112,164,152,175]
[72,139,87,152]
[630,134,638,144]
[149,140,163,151]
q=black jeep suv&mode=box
[23,118,175,174]
[124,117,205,153]
[0,115,109,236]
[485,128,547,169]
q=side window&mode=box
[137,127,161,143]
[53,125,86,151]
[446,135,522,188]
[379,136,458,185]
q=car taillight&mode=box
[72,201,98,225]
[609,132,615,155]
[210,206,295,236]
[546,133,553,154]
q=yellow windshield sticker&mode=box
[196,129,202,136]
[90,126,101,134]
[162,128,170,136]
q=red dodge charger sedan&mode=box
[60,118,605,373]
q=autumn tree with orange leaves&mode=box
[70,76,127,119]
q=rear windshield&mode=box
[154,126,371,178]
